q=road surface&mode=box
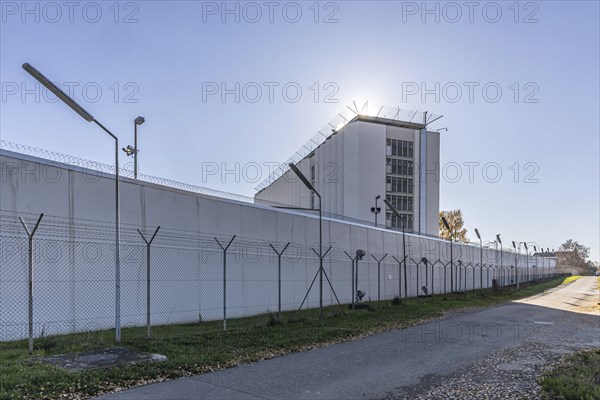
[97,277,599,400]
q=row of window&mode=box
[386,158,414,176]
[386,176,414,194]
[386,213,413,230]
[386,139,414,158]
[386,194,413,212]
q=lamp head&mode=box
[496,234,502,244]
[474,228,481,240]
[22,62,95,122]
[441,216,451,231]
[134,116,145,125]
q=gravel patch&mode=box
[380,341,568,400]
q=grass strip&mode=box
[0,277,567,400]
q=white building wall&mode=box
[256,120,440,236]
[0,150,556,341]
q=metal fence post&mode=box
[137,226,160,339]
[215,235,236,332]
[392,256,402,300]
[19,213,43,355]
[371,253,388,301]
[269,242,290,321]
[344,252,356,310]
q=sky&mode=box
[1,1,598,260]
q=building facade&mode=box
[255,112,442,236]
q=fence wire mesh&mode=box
[0,210,561,349]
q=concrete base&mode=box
[37,347,167,372]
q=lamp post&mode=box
[533,246,540,282]
[474,228,483,294]
[441,216,454,294]
[123,116,145,178]
[371,195,381,227]
[23,63,123,344]
[523,242,529,283]
[496,234,503,287]
[512,241,519,289]
[287,163,324,319]
[384,199,407,299]
[533,246,538,281]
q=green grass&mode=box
[541,349,600,400]
[0,277,567,400]
[562,276,583,284]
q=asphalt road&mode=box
[97,277,599,400]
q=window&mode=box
[386,212,413,230]
[386,176,414,194]
[386,158,414,176]
[385,194,413,212]
[386,139,414,158]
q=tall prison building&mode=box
[254,105,443,236]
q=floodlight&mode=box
[496,234,502,244]
[356,249,366,260]
[474,228,481,240]
[122,146,135,156]
[512,241,516,249]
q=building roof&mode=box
[254,101,442,193]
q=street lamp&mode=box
[23,62,123,343]
[474,228,483,294]
[132,116,145,178]
[533,245,538,281]
[512,240,519,289]
[441,216,454,294]
[287,162,325,319]
[384,198,408,300]
[123,117,144,178]
[523,242,529,283]
[371,195,381,227]
[496,234,503,286]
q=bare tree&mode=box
[557,239,592,274]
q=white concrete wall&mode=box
[0,150,557,341]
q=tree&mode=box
[557,239,592,274]
[439,209,468,242]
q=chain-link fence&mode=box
[0,210,562,351]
